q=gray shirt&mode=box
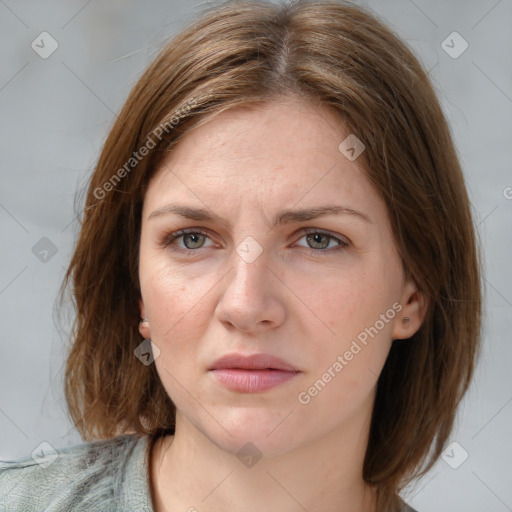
[0,434,418,511]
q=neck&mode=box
[149,411,377,512]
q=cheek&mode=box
[298,265,397,383]
[142,265,211,403]
[143,255,211,311]
[140,261,199,345]
[294,268,383,345]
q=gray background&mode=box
[1,0,511,511]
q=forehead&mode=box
[143,98,383,219]
[169,98,348,170]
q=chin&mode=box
[198,409,306,459]
[212,431,302,461]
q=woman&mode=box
[0,1,482,511]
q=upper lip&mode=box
[209,353,300,372]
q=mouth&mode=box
[209,353,299,372]
[208,353,301,393]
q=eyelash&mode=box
[161,228,349,256]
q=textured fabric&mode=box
[0,434,153,512]
[1,433,418,511]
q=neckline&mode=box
[145,433,161,512]
[115,434,157,512]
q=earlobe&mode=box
[393,281,428,340]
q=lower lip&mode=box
[209,369,300,392]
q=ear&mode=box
[392,278,429,340]
[138,297,151,339]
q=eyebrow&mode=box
[148,203,372,227]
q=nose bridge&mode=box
[215,236,285,332]
[223,197,282,296]
[227,237,269,296]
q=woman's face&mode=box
[138,97,420,456]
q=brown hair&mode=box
[60,1,482,509]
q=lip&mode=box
[208,353,301,393]
[209,353,299,372]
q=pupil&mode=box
[309,233,327,248]
[186,233,202,248]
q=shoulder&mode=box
[0,434,151,512]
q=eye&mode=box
[161,228,349,255]
[162,229,214,251]
[295,229,349,253]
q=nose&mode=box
[214,249,286,334]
